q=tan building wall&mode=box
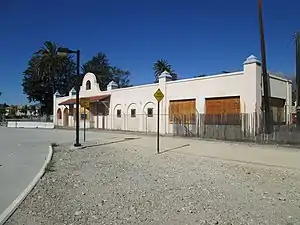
[53,55,293,134]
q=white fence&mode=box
[7,121,54,129]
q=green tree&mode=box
[34,41,69,85]
[0,103,7,121]
[153,59,177,82]
[20,105,28,115]
[29,105,37,115]
[110,66,131,88]
[9,105,17,117]
[82,52,131,90]
[195,74,207,78]
[22,42,77,115]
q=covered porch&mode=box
[58,94,110,129]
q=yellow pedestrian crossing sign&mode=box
[80,99,90,109]
[154,88,164,102]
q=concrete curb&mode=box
[0,145,54,225]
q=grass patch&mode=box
[45,143,57,173]
[45,160,55,173]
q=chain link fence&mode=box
[172,112,300,145]
[1,115,53,127]
[96,113,163,134]
[55,111,300,145]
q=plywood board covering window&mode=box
[205,96,240,115]
[205,96,241,125]
[169,99,196,123]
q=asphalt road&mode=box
[0,127,116,218]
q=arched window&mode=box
[57,108,62,119]
[86,80,91,90]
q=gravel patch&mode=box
[5,141,300,225]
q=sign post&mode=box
[153,88,164,154]
[80,99,90,142]
[84,107,86,141]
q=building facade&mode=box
[53,55,293,135]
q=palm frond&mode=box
[153,58,177,81]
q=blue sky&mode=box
[0,0,299,105]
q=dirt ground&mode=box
[5,136,300,225]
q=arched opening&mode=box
[86,80,91,90]
[113,104,123,130]
[63,108,69,127]
[143,102,155,132]
[127,103,138,131]
[57,108,62,120]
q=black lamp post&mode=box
[57,47,81,147]
[296,32,300,128]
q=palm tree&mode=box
[34,41,68,94]
[153,59,177,82]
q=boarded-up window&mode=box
[117,109,121,117]
[131,109,136,118]
[205,96,241,125]
[147,108,153,117]
[169,99,196,123]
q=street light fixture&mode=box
[57,47,81,147]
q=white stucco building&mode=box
[53,55,293,136]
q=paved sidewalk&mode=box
[52,128,300,170]
[119,135,300,170]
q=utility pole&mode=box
[296,32,300,128]
[258,0,273,134]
